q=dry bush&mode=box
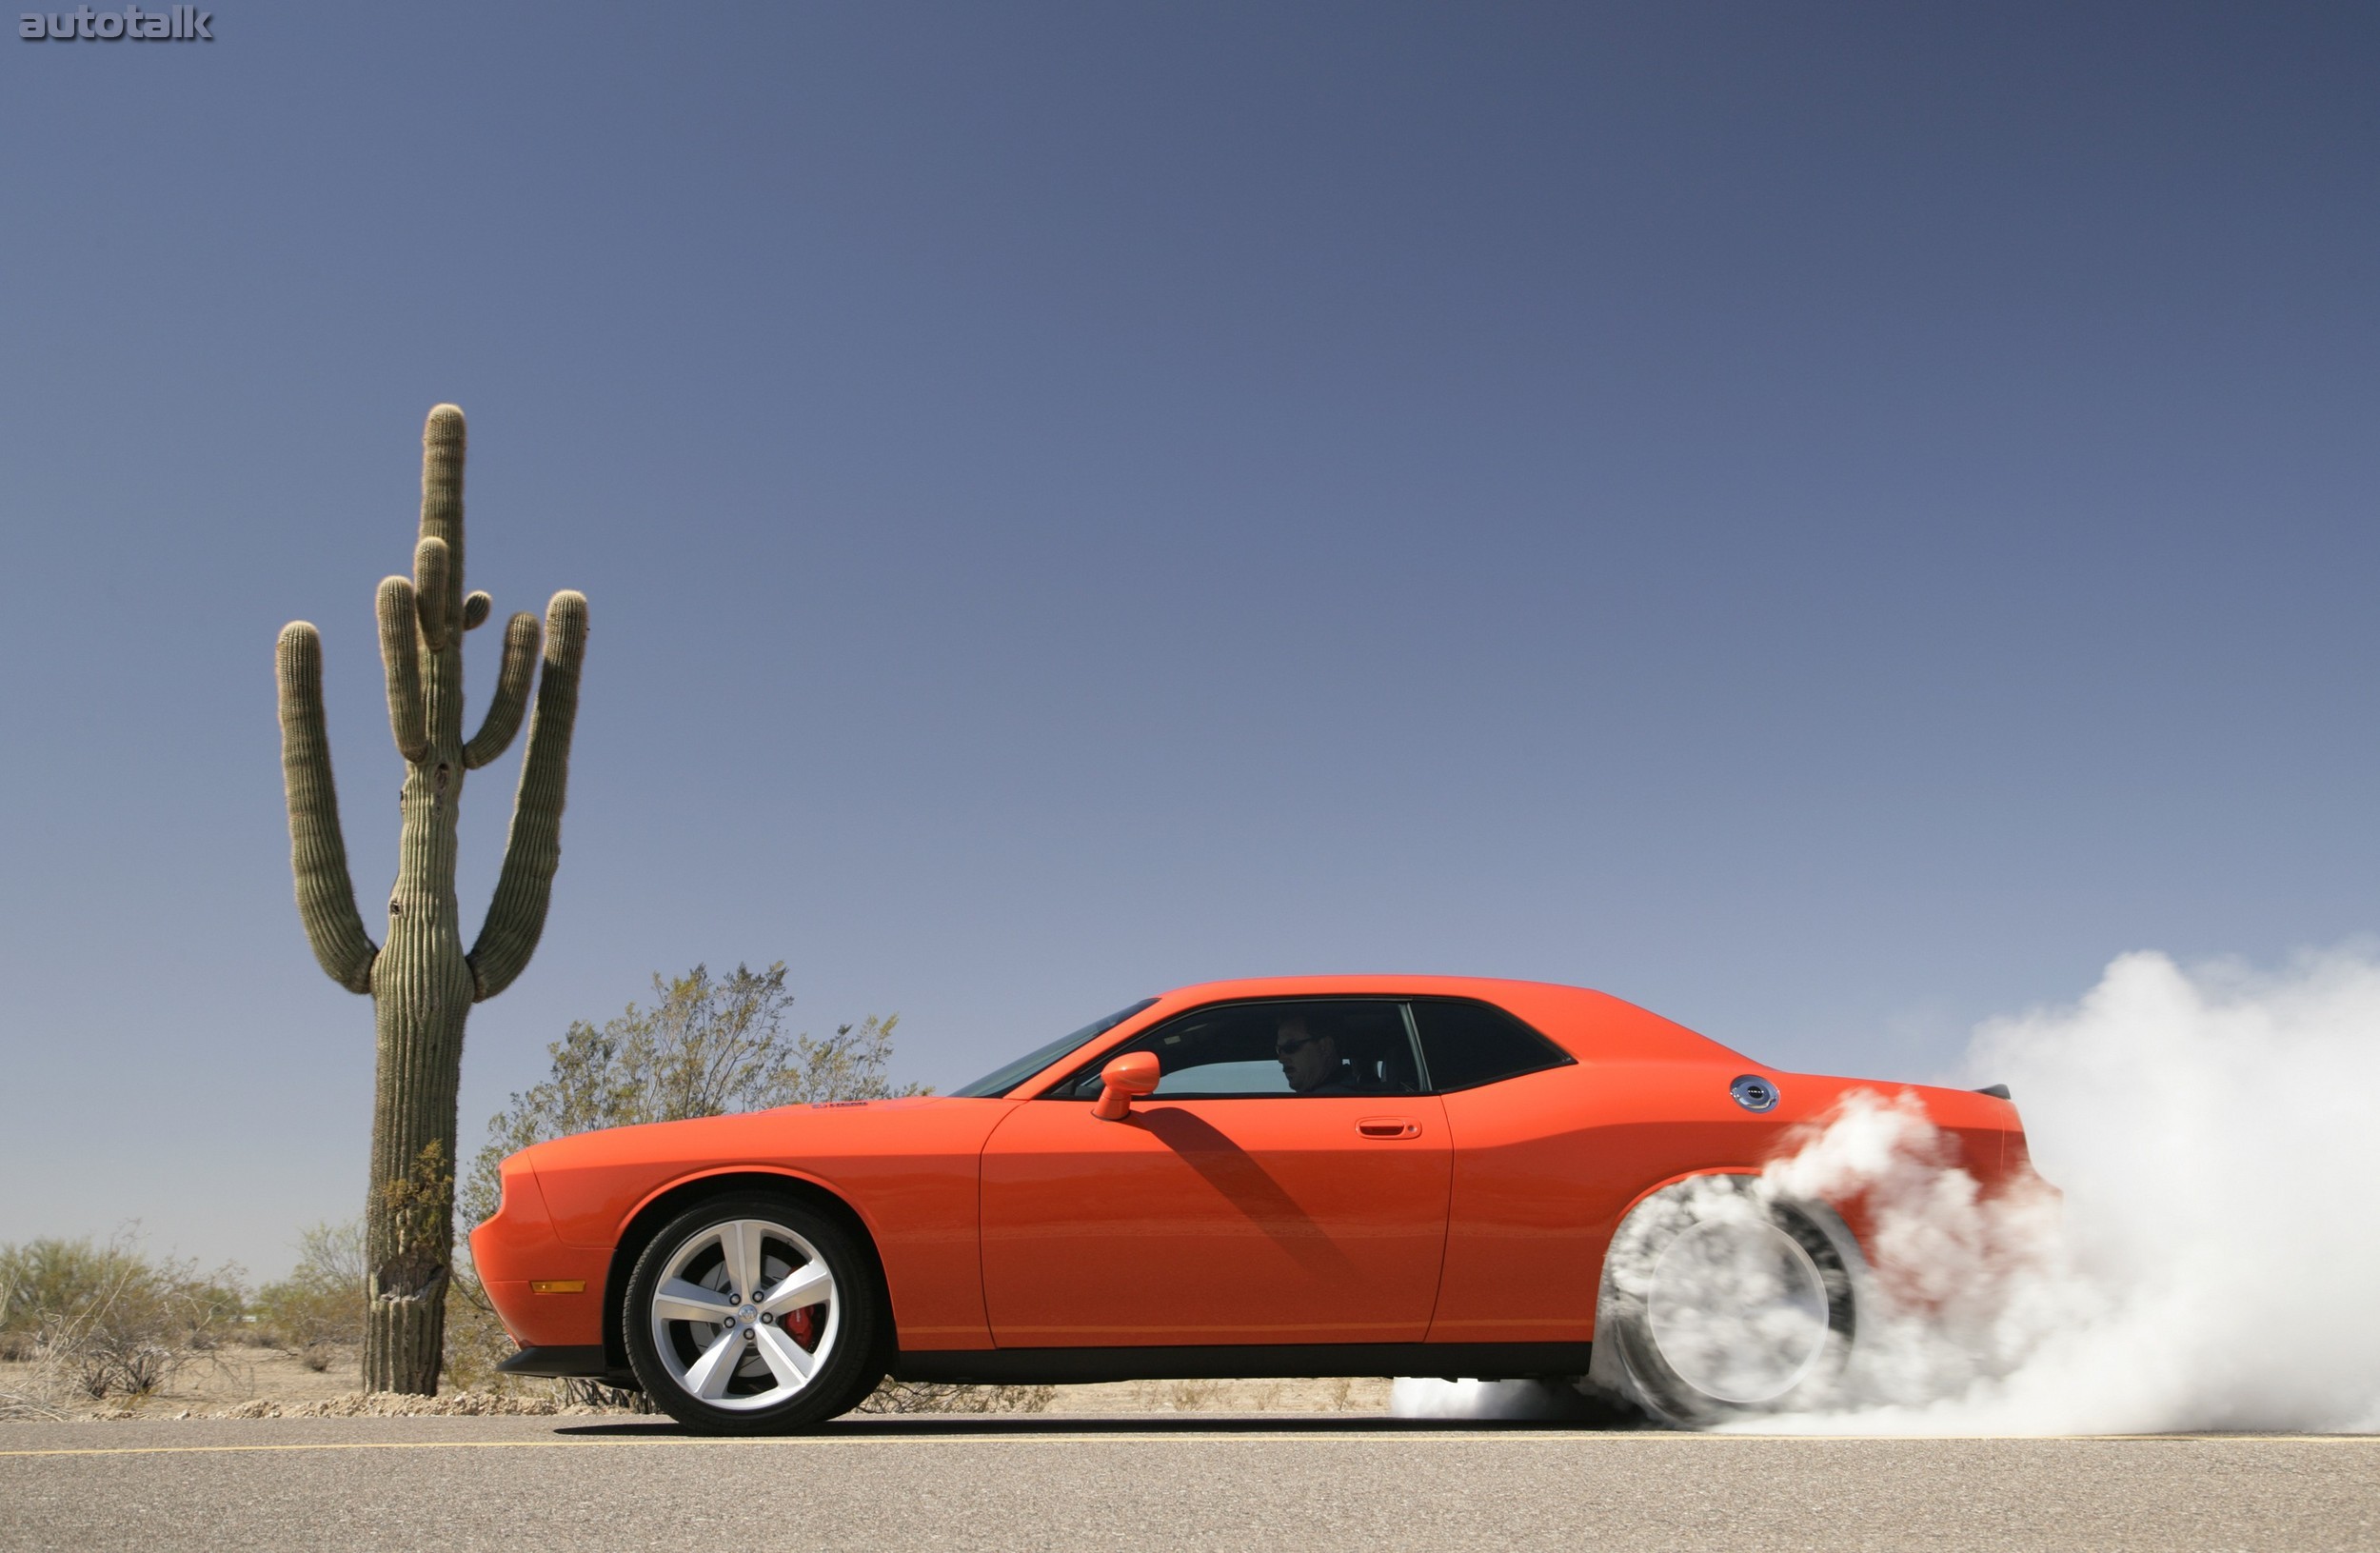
[0,1234,246,1410]
[554,1377,652,1410]
[215,1390,629,1418]
[248,1220,365,1373]
[439,1267,526,1393]
[1,1238,150,1357]
[857,1379,1056,1415]
[460,963,914,1231]
[1153,1377,1228,1411]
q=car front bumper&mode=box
[468,1154,608,1351]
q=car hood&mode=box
[514,1094,968,1171]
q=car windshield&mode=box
[949,999,1160,1098]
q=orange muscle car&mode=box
[471,975,2029,1431]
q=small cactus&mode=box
[275,406,589,1394]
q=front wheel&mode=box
[624,1194,883,1434]
[1592,1176,1856,1426]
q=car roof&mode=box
[1149,972,1610,1003]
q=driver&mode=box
[1276,1012,1358,1094]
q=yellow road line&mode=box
[0,1434,1537,1459]
[1,1431,2372,1459]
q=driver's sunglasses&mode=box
[1275,1033,1320,1058]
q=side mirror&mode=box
[1091,1052,1161,1122]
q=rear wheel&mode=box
[1593,1176,1855,1425]
[624,1194,883,1434]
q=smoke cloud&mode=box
[1393,946,2380,1432]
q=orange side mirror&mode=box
[1091,1051,1161,1122]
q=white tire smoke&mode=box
[1393,946,2380,1432]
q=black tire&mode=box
[623,1192,883,1434]
[808,1357,891,1421]
[1592,1176,1856,1426]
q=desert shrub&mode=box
[438,1264,520,1392]
[0,1234,245,1404]
[2,1238,150,1357]
[249,1220,367,1370]
[857,1380,1056,1415]
[459,962,917,1230]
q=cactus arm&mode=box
[462,610,540,770]
[414,537,451,650]
[466,590,588,1000]
[419,405,466,615]
[375,577,428,763]
[275,624,378,994]
[462,591,491,631]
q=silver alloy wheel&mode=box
[646,1217,840,1412]
[1642,1217,1832,1404]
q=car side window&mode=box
[1048,999,1423,1099]
[1408,998,1573,1092]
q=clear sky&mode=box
[2,3,2374,1276]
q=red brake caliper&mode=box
[787,1305,819,1349]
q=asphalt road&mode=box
[3,1415,2374,1552]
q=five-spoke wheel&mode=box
[624,1194,883,1432]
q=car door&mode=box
[978,997,1452,1347]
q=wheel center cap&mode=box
[740,1306,757,1323]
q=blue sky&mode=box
[2,3,2374,1275]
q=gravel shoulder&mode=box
[0,1346,1389,1419]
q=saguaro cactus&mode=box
[275,405,589,1394]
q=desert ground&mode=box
[0,1342,1389,1420]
